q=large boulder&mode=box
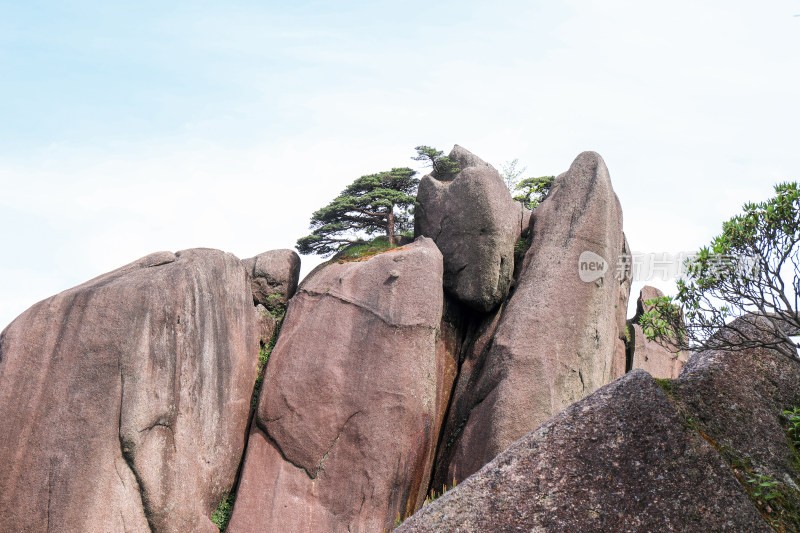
[630,286,687,379]
[433,151,629,484]
[0,249,259,533]
[397,370,774,532]
[669,318,800,531]
[241,249,301,314]
[399,320,800,532]
[415,145,522,312]
[228,238,453,533]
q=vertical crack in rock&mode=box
[118,373,155,533]
[314,411,362,478]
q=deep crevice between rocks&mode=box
[425,292,506,496]
[212,317,283,531]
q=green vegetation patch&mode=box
[251,320,282,409]
[335,236,402,263]
[211,491,235,531]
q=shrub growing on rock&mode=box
[642,182,800,361]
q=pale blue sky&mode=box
[2,1,800,329]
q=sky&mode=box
[1,1,799,330]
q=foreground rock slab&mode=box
[398,370,772,533]
[228,238,451,533]
[415,145,521,312]
[0,249,259,533]
[401,316,800,532]
[434,151,630,484]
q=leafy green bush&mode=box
[513,176,555,210]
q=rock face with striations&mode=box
[241,248,301,314]
[433,151,630,485]
[228,238,453,533]
[415,145,522,312]
[630,285,688,379]
[0,249,259,533]
[399,319,800,532]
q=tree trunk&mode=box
[386,207,395,244]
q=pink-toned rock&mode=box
[228,238,451,533]
[254,304,277,345]
[434,152,630,484]
[241,249,301,314]
[0,249,259,533]
[415,145,522,312]
[630,286,687,378]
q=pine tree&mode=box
[296,168,419,256]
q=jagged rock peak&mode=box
[630,285,688,379]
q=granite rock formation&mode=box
[433,151,630,485]
[415,145,522,312]
[241,248,301,314]
[0,249,259,533]
[399,317,800,532]
[228,238,454,533]
[630,286,688,379]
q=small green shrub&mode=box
[654,378,673,394]
[264,293,286,320]
[513,231,532,265]
[746,473,781,502]
[211,491,235,531]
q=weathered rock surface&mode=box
[241,249,300,314]
[669,318,800,531]
[228,238,453,533]
[254,303,278,345]
[401,317,800,532]
[415,145,522,312]
[397,370,774,533]
[630,286,687,378]
[433,151,630,485]
[0,249,259,533]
